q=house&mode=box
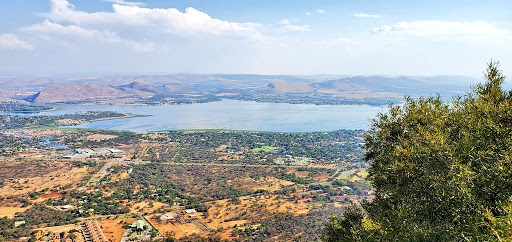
[131,220,147,230]
[82,220,107,242]
[296,198,313,203]
[59,205,74,210]
[63,148,95,159]
[316,193,328,197]
[160,212,178,221]
[330,195,359,202]
[184,209,197,214]
[14,221,26,228]
[109,148,124,154]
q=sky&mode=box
[0,0,511,77]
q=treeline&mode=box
[0,111,126,129]
[224,93,394,106]
[0,204,79,240]
[0,102,52,113]
[145,130,365,164]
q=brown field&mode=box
[0,165,89,197]
[35,224,82,234]
[40,192,63,199]
[0,158,61,180]
[86,134,118,141]
[289,168,333,182]
[129,201,170,213]
[148,195,314,241]
[148,216,209,239]
[336,168,368,182]
[99,218,137,242]
[0,206,32,218]
[206,195,312,240]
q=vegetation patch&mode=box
[253,146,279,152]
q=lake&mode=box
[41,100,387,132]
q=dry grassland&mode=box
[99,218,137,242]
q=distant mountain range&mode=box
[0,74,494,105]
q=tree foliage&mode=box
[323,61,512,241]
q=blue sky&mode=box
[0,0,511,76]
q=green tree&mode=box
[322,61,512,241]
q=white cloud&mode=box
[278,19,299,25]
[23,20,155,53]
[0,34,33,50]
[279,19,290,25]
[280,25,311,32]
[41,0,261,39]
[353,13,381,18]
[305,10,324,16]
[24,20,102,38]
[372,20,512,41]
[103,0,146,7]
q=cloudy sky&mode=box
[0,0,511,76]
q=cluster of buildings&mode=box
[81,220,107,242]
[274,156,313,166]
[63,148,124,159]
[159,209,198,223]
[32,229,85,242]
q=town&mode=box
[0,125,374,241]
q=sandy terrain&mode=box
[203,195,312,240]
[0,166,89,197]
[86,134,118,141]
[40,192,63,199]
[35,224,82,234]
[129,201,170,213]
[99,218,137,242]
[0,206,32,218]
[246,177,294,192]
[149,217,208,239]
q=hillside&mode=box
[27,83,154,104]
[7,74,486,105]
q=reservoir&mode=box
[40,99,387,132]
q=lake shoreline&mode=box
[15,100,386,132]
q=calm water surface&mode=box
[42,100,386,132]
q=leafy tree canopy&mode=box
[322,61,512,241]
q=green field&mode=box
[253,146,279,152]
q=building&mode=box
[330,195,359,202]
[81,220,107,242]
[184,209,197,214]
[63,149,95,159]
[108,148,124,154]
[160,212,178,221]
[131,220,147,231]
[14,220,25,228]
[296,198,313,203]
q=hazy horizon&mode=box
[1,0,511,77]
